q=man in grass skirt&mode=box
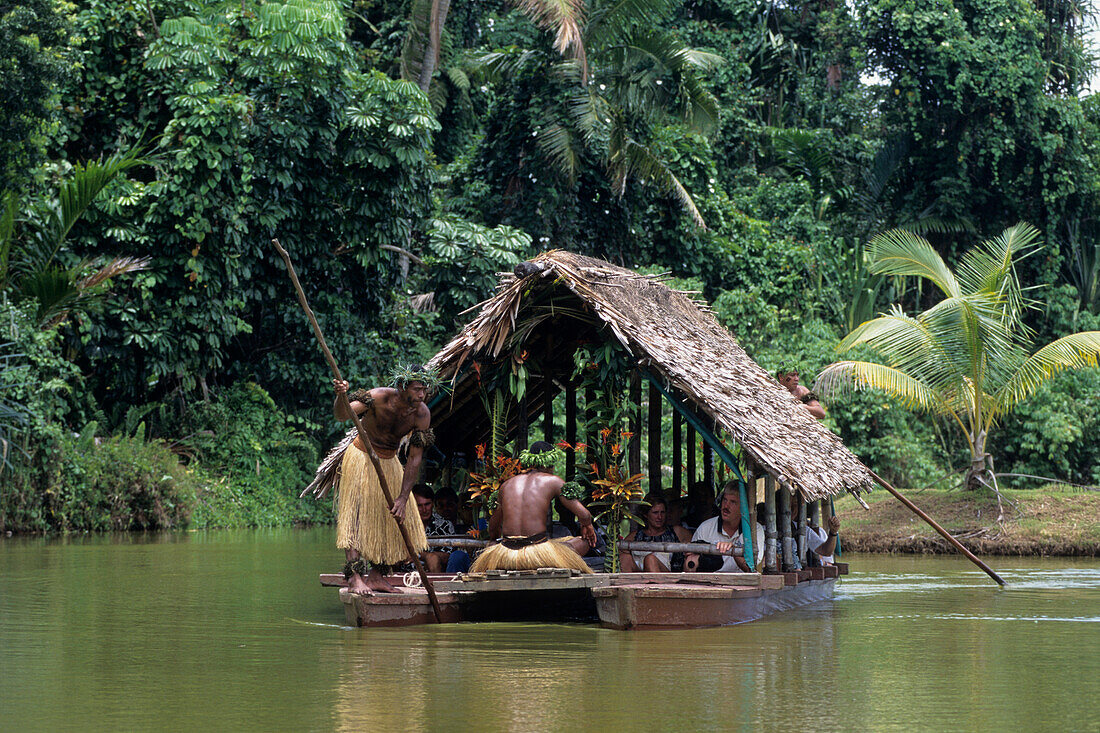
[324,365,441,594]
[471,441,597,574]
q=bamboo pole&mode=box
[797,496,808,565]
[428,537,746,559]
[272,239,443,622]
[764,475,778,572]
[565,378,577,482]
[868,470,1006,586]
[647,380,662,495]
[672,408,682,500]
[779,483,795,572]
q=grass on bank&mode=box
[833,486,1100,556]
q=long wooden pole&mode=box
[868,469,1006,586]
[272,239,444,620]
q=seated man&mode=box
[805,511,841,566]
[471,441,597,573]
[433,487,465,532]
[411,484,455,573]
[685,482,754,573]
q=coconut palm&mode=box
[816,223,1100,492]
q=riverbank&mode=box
[832,486,1100,556]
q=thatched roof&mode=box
[426,250,873,500]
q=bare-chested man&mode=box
[778,367,826,420]
[330,365,437,594]
[470,441,598,574]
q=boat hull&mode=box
[326,567,844,629]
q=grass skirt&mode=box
[335,448,427,564]
[470,537,593,574]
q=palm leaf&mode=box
[815,361,939,411]
[996,331,1100,407]
[867,228,960,297]
[54,147,146,246]
[615,139,704,228]
[534,122,582,184]
[512,0,588,80]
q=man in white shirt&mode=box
[805,513,841,565]
[686,483,754,572]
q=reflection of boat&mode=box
[321,565,847,630]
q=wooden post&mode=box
[565,377,577,482]
[647,380,661,496]
[629,374,641,477]
[779,483,795,572]
[746,461,758,570]
[516,394,529,452]
[797,495,808,565]
[672,408,682,499]
[764,475,778,573]
[702,438,714,499]
[809,498,821,530]
[585,384,596,467]
[542,369,554,443]
[686,422,696,494]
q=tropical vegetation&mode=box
[3,0,1100,533]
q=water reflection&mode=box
[3,533,1100,732]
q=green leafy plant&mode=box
[818,223,1100,493]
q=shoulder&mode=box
[415,402,431,427]
[691,517,716,541]
[673,525,692,542]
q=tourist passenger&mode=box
[777,365,826,420]
[412,484,455,573]
[434,487,464,531]
[684,482,755,573]
[619,495,692,572]
[470,441,597,573]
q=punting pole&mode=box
[868,469,1006,587]
[272,239,445,620]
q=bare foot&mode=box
[364,568,400,593]
[347,573,373,595]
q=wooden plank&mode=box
[809,567,826,580]
[608,572,762,588]
[782,572,800,586]
[835,562,849,575]
[823,565,839,579]
[764,474,778,573]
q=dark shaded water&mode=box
[2,528,1098,732]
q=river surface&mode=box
[1,528,1098,732]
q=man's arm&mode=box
[487,505,503,539]
[803,398,827,420]
[333,380,375,421]
[815,515,841,557]
[390,408,431,521]
[558,492,597,548]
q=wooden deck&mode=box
[325,565,847,629]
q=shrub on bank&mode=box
[11,429,202,532]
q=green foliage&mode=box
[998,367,1100,486]
[0,0,69,189]
[58,0,439,407]
[418,215,530,326]
[36,428,199,531]
[166,381,331,528]
[863,0,1097,247]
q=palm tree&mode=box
[1,148,150,328]
[816,223,1100,492]
[454,0,720,227]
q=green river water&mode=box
[1,527,1098,732]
